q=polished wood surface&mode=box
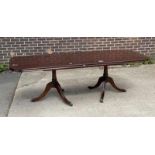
[10,50,148,71]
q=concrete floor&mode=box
[8,64,155,117]
[0,71,21,116]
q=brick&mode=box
[11,44,21,47]
[149,45,155,48]
[29,44,37,47]
[7,47,16,50]
[16,47,24,50]
[46,38,54,41]
[0,48,7,50]
[107,44,115,47]
[10,38,20,42]
[2,38,11,42]
[29,49,37,53]
[28,38,38,41]
[2,44,12,47]
[6,42,14,45]
[19,38,29,42]
[24,47,34,50]
[24,42,32,44]
[15,41,25,45]
[21,44,29,47]
[66,46,75,48]
[37,38,46,41]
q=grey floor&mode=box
[0,71,21,116]
[6,64,155,117]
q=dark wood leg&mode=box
[107,76,126,92]
[88,76,104,89]
[100,82,106,103]
[31,70,72,106]
[31,82,53,102]
[56,84,73,106]
[88,65,126,102]
[88,66,107,89]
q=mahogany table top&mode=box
[10,50,148,71]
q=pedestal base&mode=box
[31,70,72,106]
[88,66,126,102]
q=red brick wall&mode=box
[0,37,155,65]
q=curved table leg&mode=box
[88,77,104,89]
[56,84,73,106]
[31,70,71,106]
[88,65,126,103]
[100,82,106,103]
[57,82,64,92]
[107,77,126,92]
[31,82,53,102]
